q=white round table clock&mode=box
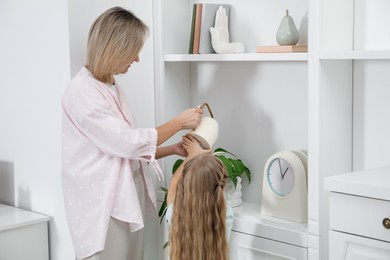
[261,150,308,223]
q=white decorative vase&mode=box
[225,176,242,208]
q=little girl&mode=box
[166,135,234,260]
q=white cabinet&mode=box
[153,0,390,259]
[230,231,307,260]
[308,0,390,258]
[324,166,390,260]
[0,204,50,260]
[329,231,390,260]
[230,203,307,260]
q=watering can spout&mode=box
[188,103,219,149]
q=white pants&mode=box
[78,171,145,260]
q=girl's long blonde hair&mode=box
[86,7,149,83]
[170,154,229,260]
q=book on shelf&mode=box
[188,4,197,54]
[256,45,308,53]
[189,3,230,54]
[192,4,203,54]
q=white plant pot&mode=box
[224,176,242,208]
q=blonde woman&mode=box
[62,7,203,260]
[166,135,234,260]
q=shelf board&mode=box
[320,50,390,60]
[232,202,308,248]
[324,165,390,201]
[0,204,49,232]
[164,53,308,62]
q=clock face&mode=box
[267,157,295,197]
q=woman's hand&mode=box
[177,107,203,130]
[171,141,187,157]
[182,135,211,159]
[156,106,203,146]
[155,141,187,159]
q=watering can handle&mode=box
[199,103,214,118]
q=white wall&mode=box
[0,0,158,259]
[188,62,308,205]
[0,0,73,259]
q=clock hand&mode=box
[278,158,283,178]
[282,167,289,179]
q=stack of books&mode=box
[189,3,230,54]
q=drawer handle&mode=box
[383,218,390,229]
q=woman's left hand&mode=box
[171,141,187,157]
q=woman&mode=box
[61,7,202,260]
[166,135,234,260]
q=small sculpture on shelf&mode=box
[276,9,299,46]
[210,6,245,53]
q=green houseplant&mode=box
[158,147,251,224]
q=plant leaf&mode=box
[213,147,237,157]
[216,155,234,177]
[158,187,168,224]
[159,207,168,225]
[230,175,238,188]
[172,159,184,174]
[229,158,245,176]
[163,241,170,250]
[244,166,251,183]
[158,192,167,219]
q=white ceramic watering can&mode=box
[188,103,219,149]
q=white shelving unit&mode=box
[308,0,390,259]
[153,0,390,259]
[165,53,308,62]
[320,50,390,60]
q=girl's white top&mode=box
[61,67,162,258]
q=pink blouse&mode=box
[61,67,162,258]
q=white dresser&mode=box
[230,203,308,260]
[324,166,390,259]
[0,204,50,260]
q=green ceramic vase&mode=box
[276,10,299,46]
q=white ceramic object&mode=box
[276,10,299,46]
[188,103,219,149]
[188,117,219,149]
[225,176,242,208]
[210,6,245,54]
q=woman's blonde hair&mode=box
[86,7,149,83]
[170,154,229,260]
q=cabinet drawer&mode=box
[329,230,390,260]
[329,192,390,242]
[229,231,307,260]
[0,222,49,260]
